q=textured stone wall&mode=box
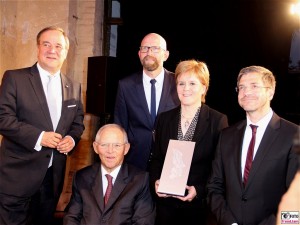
[0,0,104,104]
[0,1,70,75]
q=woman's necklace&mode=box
[181,114,194,129]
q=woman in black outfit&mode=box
[149,59,228,225]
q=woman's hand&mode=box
[155,180,171,198]
[174,185,197,202]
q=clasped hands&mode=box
[41,131,74,155]
[155,180,197,202]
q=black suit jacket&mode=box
[0,64,85,199]
[149,104,228,207]
[207,113,299,225]
[63,163,156,225]
[114,69,180,170]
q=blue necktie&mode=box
[150,79,156,125]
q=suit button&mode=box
[242,196,247,202]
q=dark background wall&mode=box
[114,0,300,125]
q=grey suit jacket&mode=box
[114,69,180,170]
[207,113,299,225]
[0,63,85,199]
[63,163,156,225]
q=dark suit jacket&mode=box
[207,113,299,225]
[114,69,180,170]
[149,104,228,207]
[63,163,156,225]
[0,63,85,200]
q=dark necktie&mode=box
[104,174,113,206]
[243,124,258,185]
[150,79,157,124]
[47,75,58,130]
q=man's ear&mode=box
[93,142,99,154]
[268,88,275,101]
[124,143,130,156]
[163,50,170,61]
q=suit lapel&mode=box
[92,164,105,212]
[245,114,280,188]
[157,69,171,115]
[168,107,180,138]
[103,164,129,211]
[28,64,69,132]
[235,122,247,188]
[57,74,71,130]
[28,64,53,130]
[192,105,209,144]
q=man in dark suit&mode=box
[64,124,156,225]
[114,33,180,171]
[0,26,85,225]
[207,65,299,225]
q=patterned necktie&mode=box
[104,174,113,206]
[47,75,59,130]
[150,79,156,125]
[243,124,258,185]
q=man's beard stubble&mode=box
[142,56,159,71]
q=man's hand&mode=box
[41,131,62,148]
[57,135,75,154]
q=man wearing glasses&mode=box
[114,33,180,171]
[64,124,156,224]
[207,66,299,225]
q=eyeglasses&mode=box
[139,46,165,53]
[95,142,127,150]
[235,84,270,93]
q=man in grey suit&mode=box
[207,66,299,225]
[114,33,180,171]
[0,26,85,225]
[64,124,156,225]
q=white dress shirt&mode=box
[34,63,62,167]
[241,109,273,178]
[143,70,164,114]
[101,165,121,196]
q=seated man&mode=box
[64,124,156,225]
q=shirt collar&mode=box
[101,164,121,179]
[143,69,164,86]
[246,109,273,128]
[37,63,61,78]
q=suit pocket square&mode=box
[68,104,77,108]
